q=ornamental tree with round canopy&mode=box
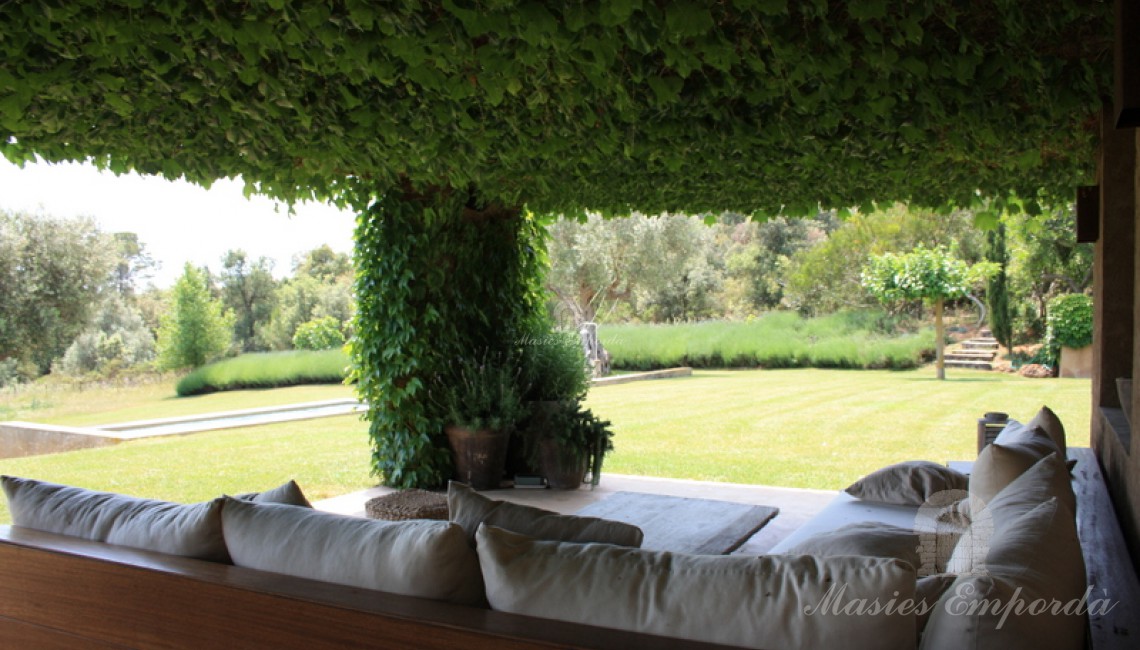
[0,1,1111,487]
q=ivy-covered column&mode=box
[349,182,546,488]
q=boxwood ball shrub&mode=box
[1045,294,1094,364]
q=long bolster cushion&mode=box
[476,524,918,650]
[1,475,228,562]
[221,497,485,606]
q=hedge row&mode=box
[601,311,934,371]
[176,350,350,396]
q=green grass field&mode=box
[0,368,1090,524]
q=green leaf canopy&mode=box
[0,1,1111,215]
[861,245,996,304]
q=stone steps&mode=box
[944,359,995,371]
[943,334,1000,371]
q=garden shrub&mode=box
[176,349,349,396]
[292,316,346,351]
[1044,293,1093,363]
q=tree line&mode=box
[545,204,1092,350]
[0,208,353,386]
[1,203,1089,387]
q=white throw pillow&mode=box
[448,481,643,547]
[845,461,968,506]
[477,525,917,650]
[221,497,484,605]
[1,475,228,562]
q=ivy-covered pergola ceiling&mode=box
[0,0,1112,216]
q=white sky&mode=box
[0,158,356,288]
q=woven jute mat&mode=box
[365,489,449,521]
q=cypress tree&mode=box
[985,224,1013,351]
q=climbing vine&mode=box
[0,1,1112,218]
[348,183,546,487]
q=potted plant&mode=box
[529,401,615,490]
[435,350,526,490]
[509,328,591,477]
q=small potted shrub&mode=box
[529,401,615,490]
[1045,293,1093,378]
[510,329,591,476]
[435,350,526,490]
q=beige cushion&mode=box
[1,475,227,562]
[915,574,956,640]
[221,497,483,605]
[992,420,1059,460]
[948,453,1076,574]
[845,461,968,506]
[968,442,1041,507]
[477,525,917,650]
[1027,405,1066,453]
[448,481,643,547]
[782,521,956,577]
[233,479,312,507]
[921,499,1086,650]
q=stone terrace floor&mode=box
[315,474,837,555]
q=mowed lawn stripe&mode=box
[586,369,1090,489]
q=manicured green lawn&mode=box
[0,414,375,525]
[587,368,1091,489]
[0,368,1090,524]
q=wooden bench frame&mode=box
[0,447,1136,649]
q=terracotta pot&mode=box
[445,425,510,490]
[537,436,587,490]
[505,400,560,478]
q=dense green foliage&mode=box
[546,213,719,323]
[292,316,346,351]
[55,294,156,377]
[157,264,235,370]
[218,250,278,352]
[1045,293,1094,363]
[0,210,115,379]
[0,2,1108,216]
[862,245,994,305]
[784,207,984,316]
[1005,207,1093,342]
[602,311,931,371]
[520,328,591,402]
[259,246,355,350]
[985,224,1013,350]
[433,350,527,432]
[175,349,349,396]
[348,188,547,488]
